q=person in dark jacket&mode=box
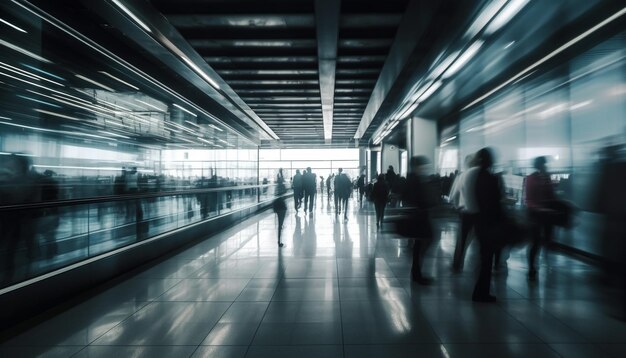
[472,148,502,302]
[357,171,366,205]
[273,169,287,247]
[525,156,555,281]
[292,169,303,211]
[302,167,316,214]
[403,156,436,285]
[372,173,389,229]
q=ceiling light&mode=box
[417,81,443,103]
[0,17,27,33]
[181,56,220,90]
[135,99,164,111]
[173,103,197,117]
[0,38,51,63]
[21,63,65,81]
[465,0,508,38]
[484,0,530,35]
[504,41,515,49]
[111,0,152,33]
[98,71,139,90]
[75,74,115,92]
[185,120,201,128]
[209,124,223,132]
[442,41,484,79]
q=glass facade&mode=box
[446,32,626,256]
[259,148,360,183]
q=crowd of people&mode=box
[269,148,608,304]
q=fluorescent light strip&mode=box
[463,7,626,111]
[111,0,152,33]
[209,124,223,132]
[180,56,221,90]
[0,61,64,86]
[98,130,131,139]
[0,17,27,33]
[484,0,529,35]
[75,74,115,92]
[173,103,197,117]
[17,94,62,108]
[0,38,51,63]
[185,120,201,128]
[98,71,139,90]
[21,63,65,81]
[0,120,112,140]
[197,137,214,145]
[35,108,83,121]
[136,99,164,111]
[442,41,484,79]
[0,116,13,121]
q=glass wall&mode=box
[259,148,360,183]
[0,1,267,288]
[446,32,626,256]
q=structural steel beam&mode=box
[314,0,341,140]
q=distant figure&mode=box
[326,174,333,202]
[335,168,351,220]
[273,169,287,247]
[303,167,316,214]
[319,176,324,195]
[472,148,502,302]
[0,154,38,285]
[38,170,60,259]
[357,171,366,205]
[371,173,389,229]
[292,169,303,211]
[449,154,480,272]
[525,156,556,282]
[387,166,399,207]
[402,156,437,285]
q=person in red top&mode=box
[525,156,555,281]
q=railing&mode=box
[0,184,281,289]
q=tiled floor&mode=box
[1,196,625,357]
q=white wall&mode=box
[410,116,437,163]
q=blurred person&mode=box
[319,176,324,196]
[449,154,480,272]
[335,168,351,220]
[38,170,60,259]
[386,165,399,207]
[472,148,502,302]
[303,167,316,214]
[357,170,366,205]
[0,154,39,285]
[594,145,626,296]
[273,169,287,247]
[372,173,389,229]
[525,156,556,282]
[292,169,303,211]
[326,174,333,201]
[402,156,437,285]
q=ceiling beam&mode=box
[314,0,341,141]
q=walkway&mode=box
[1,195,625,357]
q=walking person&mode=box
[292,169,303,211]
[303,167,316,214]
[357,170,366,206]
[372,173,389,229]
[273,169,287,247]
[472,148,502,302]
[525,156,556,281]
[449,154,480,272]
[335,168,351,221]
[402,156,437,285]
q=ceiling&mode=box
[150,0,410,147]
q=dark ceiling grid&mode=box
[332,0,406,144]
[152,0,409,147]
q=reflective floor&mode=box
[2,195,625,357]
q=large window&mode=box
[259,148,360,182]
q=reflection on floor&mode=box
[2,195,625,357]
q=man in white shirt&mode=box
[449,154,479,272]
